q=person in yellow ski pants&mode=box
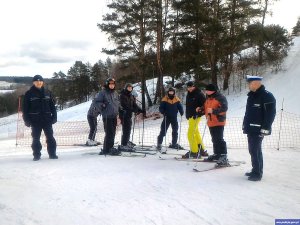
[182,81,207,158]
[187,116,205,155]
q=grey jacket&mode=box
[87,93,102,118]
[96,88,120,118]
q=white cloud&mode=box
[0,0,110,78]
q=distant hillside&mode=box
[0,76,51,85]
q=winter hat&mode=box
[168,87,175,94]
[105,77,116,89]
[32,75,44,82]
[205,83,218,92]
[124,83,133,89]
[246,75,263,82]
[186,81,194,87]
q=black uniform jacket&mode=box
[22,86,57,126]
[243,85,276,135]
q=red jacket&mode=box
[204,92,228,127]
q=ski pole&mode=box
[141,112,145,148]
[194,118,208,168]
[178,115,183,151]
[164,115,167,153]
[137,114,141,144]
[131,113,136,144]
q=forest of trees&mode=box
[0,0,297,117]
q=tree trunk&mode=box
[258,0,268,65]
[154,0,165,104]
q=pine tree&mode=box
[98,0,154,112]
[292,17,300,36]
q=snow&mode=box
[1,37,300,225]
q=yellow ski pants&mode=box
[187,117,205,153]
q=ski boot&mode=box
[205,154,220,162]
[86,139,98,146]
[118,145,134,152]
[215,155,229,167]
[182,151,198,159]
[169,143,184,150]
[127,141,136,148]
[109,147,121,156]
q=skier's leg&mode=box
[247,134,263,178]
[31,125,42,159]
[170,117,179,146]
[43,124,57,158]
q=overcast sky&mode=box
[0,0,299,78]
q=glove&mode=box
[25,121,31,127]
[260,129,270,136]
[180,112,184,116]
[52,117,57,124]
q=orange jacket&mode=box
[204,92,228,127]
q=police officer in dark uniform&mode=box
[22,75,58,161]
[243,75,276,181]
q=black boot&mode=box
[248,175,262,181]
[182,151,198,159]
[109,147,121,156]
[169,143,184,150]
[33,156,40,161]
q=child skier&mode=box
[157,87,184,152]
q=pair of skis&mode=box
[173,157,246,172]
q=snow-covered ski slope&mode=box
[1,37,300,225]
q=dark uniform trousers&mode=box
[102,117,117,153]
[31,124,57,158]
[247,134,264,177]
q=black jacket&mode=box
[22,86,57,126]
[185,87,206,119]
[119,89,142,118]
[243,85,276,135]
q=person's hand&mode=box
[196,107,201,112]
[207,108,213,114]
[260,129,270,136]
[25,121,31,127]
[52,117,57,124]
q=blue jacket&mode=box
[159,95,184,118]
[243,85,276,135]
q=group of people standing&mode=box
[22,74,276,182]
[156,81,229,168]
